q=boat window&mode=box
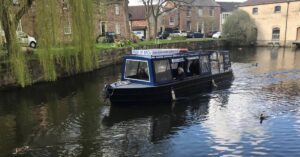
[187,59,200,76]
[218,52,224,73]
[210,52,220,74]
[125,60,150,81]
[200,55,210,74]
[171,61,186,80]
[154,60,172,82]
[223,52,231,71]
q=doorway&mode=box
[297,27,300,41]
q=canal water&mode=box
[0,47,300,157]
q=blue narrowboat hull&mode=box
[107,71,233,105]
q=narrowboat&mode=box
[103,49,233,105]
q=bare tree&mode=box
[141,0,193,38]
[0,0,34,55]
[141,0,153,39]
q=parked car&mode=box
[212,32,222,39]
[16,31,37,48]
[187,32,204,38]
[207,31,218,38]
[96,32,116,43]
[0,31,37,48]
[157,31,170,39]
[132,31,144,40]
[170,30,187,37]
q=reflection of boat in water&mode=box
[102,95,212,142]
[103,49,233,105]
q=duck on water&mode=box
[103,49,234,105]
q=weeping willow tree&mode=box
[69,0,97,72]
[36,0,60,81]
[36,0,97,81]
[0,0,33,87]
[1,0,100,87]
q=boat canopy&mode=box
[121,49,231,86]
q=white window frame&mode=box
[64,15,72,35]
[169,17,175,26]
[274,6,281,13]
[187,6,192,17]
[124,59,151,83]
[115,4,120,15]
[209,7,214,16]
[115,23,120,34]
[272,27,280,40]
[198,7,203,16]
[253,7,258,15]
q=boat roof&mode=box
[127,49,215,60]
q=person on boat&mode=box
[189,60,200,75]
[137,68,148,80]
[176,66,185,80]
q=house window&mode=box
[272,27,280,40]
[198,7,203,16]
[115,23,120,34]
[187,21,191,31]
[187,6,192,17]
[274,6,281,13]
[115,4,120,15]
[64,17,72,35]
[209,7,214,16]
[169,17,175,25]
[100,21,107,35]
[252,7,258,14]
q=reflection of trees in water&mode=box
[0,65,119,156]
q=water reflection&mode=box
[0,47,300,156]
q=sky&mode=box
[129,0,247,6]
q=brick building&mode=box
[20,0,130,42]
[239,0,300,46]
[129,5,164,39]
[163,0,221,34]
[129,6,147,38]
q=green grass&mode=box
[1,38,219,57]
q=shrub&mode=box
[222,10,257,46]
[170,36,186,40]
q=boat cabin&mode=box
[121,49,231,86]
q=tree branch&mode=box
[15,0,34,26]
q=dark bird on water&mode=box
[260,113,267,124]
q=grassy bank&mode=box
[95,38,216,49]
[0,38,223,88]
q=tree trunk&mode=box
[123,0,131,39]
[154,17,158,39]
[146,17,152,39]
[1,7,18,56]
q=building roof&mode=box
[129,6,146,20]
[182,0,220,7]
[218,2,241,12]
[131,20,147,30]
[240,0,300,7]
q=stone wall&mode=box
[0,40,224,90]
